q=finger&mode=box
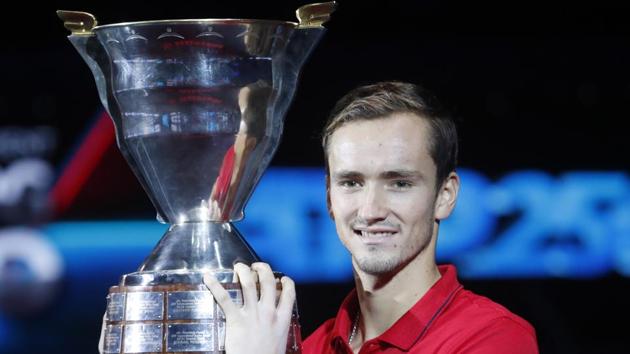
[252,262,276,308]
[203,272,237,315]
[234,263,258,309]
[276,276,296,330]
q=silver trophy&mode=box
[57,3,335,353]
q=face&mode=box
[326,113,458,276]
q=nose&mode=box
[357,185,388,223]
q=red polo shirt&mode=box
[303,265,538,353]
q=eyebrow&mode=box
[331,169,424,180]
[381,170,424,180]
[331,170,363,180]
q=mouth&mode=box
[353,228,398,244]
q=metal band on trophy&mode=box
[57,3,335,353]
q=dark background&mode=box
[2,0,630,353]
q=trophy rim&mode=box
[95,18,298,31]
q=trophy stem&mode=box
[135,222,259,278]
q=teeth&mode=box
[360,231,394,238]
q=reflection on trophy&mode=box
[57,3,335,353]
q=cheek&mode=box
[334,219,354,251]
[329,192,351,222]
[330,194,359,249]
[394,198,436,232]
[329,190,354,217]
[392,192,433,216]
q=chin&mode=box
[354,254,401,275]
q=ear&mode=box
[326,174,335,220]
[434,172,460,220]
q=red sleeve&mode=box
[454,317,539,354]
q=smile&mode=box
[353,228,398,244]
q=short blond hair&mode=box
[322,81,458,186]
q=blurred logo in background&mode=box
[0,127,56,225]
[0,227,64,316]
[0,126,62,316]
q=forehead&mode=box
[327,113,435,173]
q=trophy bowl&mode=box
[57,3,335,353]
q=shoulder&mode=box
[303,318,337,354]
[428,289,538,353]
[452,289,535,333]
[449,316,539,354]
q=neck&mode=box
[352,242,441,344]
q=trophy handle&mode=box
[296,1,337,28]
[57,10,97,35]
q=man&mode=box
[205,81,539,353]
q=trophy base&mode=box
[101,271,302,354]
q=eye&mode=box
[338,180,361,188]
[392,180,413,189]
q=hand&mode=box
[203,262,296,354]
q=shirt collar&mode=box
[330,264,463,351]
[330,287,359,348]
